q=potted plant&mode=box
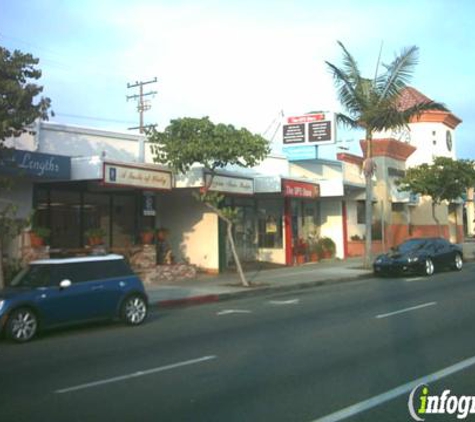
[310,241,323,262]
[29,227,51,247]
[294,238,307,265]
[319,237,336,259]
[156,227,169,242]
[140,228,155,245]
[85,228,106,246]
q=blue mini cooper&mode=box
[0,254,148,343]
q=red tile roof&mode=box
[396,87,434,111]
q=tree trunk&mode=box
[226,220,249,287]
[364,175,373,268]
[432,202,442,237]
[0,241,4,289]
[363,130,375,269]
[201,201,250,288]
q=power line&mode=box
[0,31,131,80]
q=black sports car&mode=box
[373,237,463,276]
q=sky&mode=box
[1,0,475,160]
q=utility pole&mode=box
[126,77,157,133]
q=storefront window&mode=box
[223,197,257,264]
[257,199,283,248]
[49,190,81,248]
[34,184,138,250]
[83,193,111,248]
[112,194,136,247]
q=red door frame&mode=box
[284,197,293,265]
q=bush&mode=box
[85,227,106,238]
[32,226,51,239]
[4,259,23,286]
[319,237,336,254]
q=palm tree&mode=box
[326,42,446,268]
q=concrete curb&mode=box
[150,272,373,310]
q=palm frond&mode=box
[336,41,362,84]
[378,45,419,101]
[401,100,448,121]
[326,61,369,116]
[335,113,359,129]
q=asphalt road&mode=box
[2,263,475,422]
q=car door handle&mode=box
[91,285,104,291]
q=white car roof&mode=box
[30,254,125,265]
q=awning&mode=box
[0,149,71,180]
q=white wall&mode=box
[290,161,343,181]
[377,121,456,168]
[158,190,219,271]
[319,200,344,259]
[38,122,143,162]
[346,200,365,240]
[257,248,286,265]
[406,122,456,168]
[252,155,289,176]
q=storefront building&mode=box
[33,160,172,254]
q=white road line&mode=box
[375,302,437,319]
[55,355,217,394]
[216,309,252,315]
[405,277,423,282]
[269,299,300,305]
[310,354,475,422]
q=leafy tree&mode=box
[0,46,52,288]
[397,157,475,233]
[0,46,52,143]
[326,41,446,267]
[149,117,270,287]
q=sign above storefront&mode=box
[282,145,318,161]
[0,149,71,180]
[205,174,254,195]
[103,163,172,190]
[282,179,320,199]
[282,112,335,146]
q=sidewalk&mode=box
[145,258,372,308]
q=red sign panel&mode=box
[287,113,326,124]
[282,180,320,198]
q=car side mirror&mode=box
[59,279,72,289]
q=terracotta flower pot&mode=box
[30,233,44,248]
[88,236,103,246]
[310,252,319,262]
[296,254,306,265]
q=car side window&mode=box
[22,265,52,288]
[51,260,134,284]
[435,239,448,251]
[53,262,92,284]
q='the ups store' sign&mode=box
[282,112,335,145]
[282,180,320,199]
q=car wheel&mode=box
[423,258,435,276]
[121,295,147,326]
[452,253,463,271]
[6,308,39,343]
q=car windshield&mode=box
[395,239,430,253]
[10,265,51,288]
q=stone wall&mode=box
[21,246,50,265]
[129,245,197,284]
[139,264,198,284]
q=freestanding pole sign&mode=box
[282,112,335,145]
